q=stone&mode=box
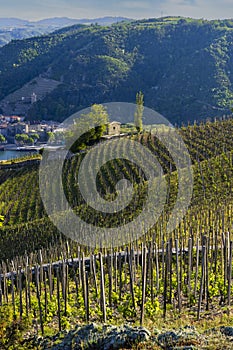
[220,326,233,337]
[157,326,200,349]
[34,323,151,349]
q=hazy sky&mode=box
[0,0,232,20]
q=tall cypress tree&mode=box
[135,91,144,132]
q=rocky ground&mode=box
[22,323,233,349]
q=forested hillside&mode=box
[0,17,233,123]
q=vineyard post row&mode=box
[0,233,232,334]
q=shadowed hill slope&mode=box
[1,17,233,123]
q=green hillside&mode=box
[1,17,233,123]
[2,15,233,350]
[0,117,233,260]
[0,118,233,348]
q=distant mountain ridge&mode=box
[0,16,131,28]
[0,17,233,124]
[0,16,132,47]
[34,17,132,26]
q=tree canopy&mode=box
[15,133,34,145]
[134,91,144,132]
[66,104,109,152]
[0,134,6,143]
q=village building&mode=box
[7,122,29,136]
[107,121,121,136]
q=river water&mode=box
[0,150,36,161]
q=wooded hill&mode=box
[0,17,233,123]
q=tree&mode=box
[134,91,144,132]
[46,131,55,143]
[66,104,109,152]
[25,137,34,145]
[15,134,29,145]
[30,133,39,142]
[0,134,6,143]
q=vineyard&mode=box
[0,117,233,348]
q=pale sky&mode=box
[0,0,232,20]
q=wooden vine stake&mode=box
[140,246,147,326]
[99,253,106,322]
[197,246,206,321]
[227,241,233,306]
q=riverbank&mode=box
[0,143,64,162]
[0,154,41,168]
[1,143,46,152]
